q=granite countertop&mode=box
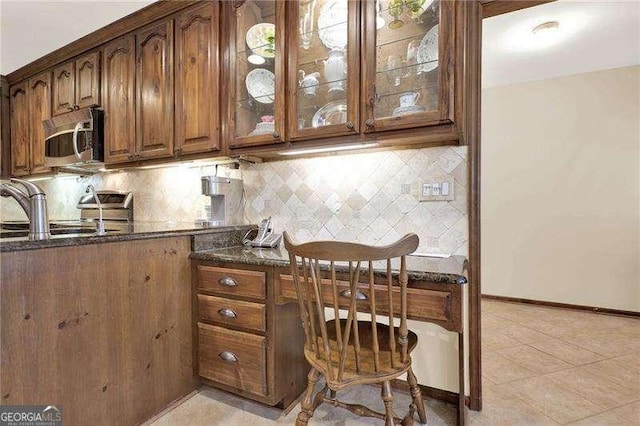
[190,245,468,285]
[0,221,254,253]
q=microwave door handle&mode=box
[72,122,83,160]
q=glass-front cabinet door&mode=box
[286,0,359,141]
[224,0,285,149]
[362,0,454,133]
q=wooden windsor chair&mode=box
[283,232,427,426]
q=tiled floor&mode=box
[149,300,640,425]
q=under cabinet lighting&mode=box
[279,143,378,156]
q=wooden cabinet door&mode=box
[75,51,100,109]
[286,0,360,141]
[9,82,30,176]
[224,0,285,149]
[52,61,75,116]
[136,20,174,160]
[175,2,220,155]
[27,71,52,174]
[361,0,455,134]
[102,35,137,164]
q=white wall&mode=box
[482,65,640,312]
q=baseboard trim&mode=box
[388,379,471,408]
[482,294,640,318]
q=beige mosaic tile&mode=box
[1,147,467,255]
[242,147,468,255]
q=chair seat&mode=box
[305,319,418,388]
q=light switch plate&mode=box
[419,177,455,202]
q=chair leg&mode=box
[296,368,321,426]
[381,381,395,426]
[407,367,427,423]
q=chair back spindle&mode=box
[284,233,419,386]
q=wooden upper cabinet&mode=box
[75,51,101,109]
[9,82,29,176]
[224,0,286,149]
[135,20,174,160]
[52,62,75,115]
[286,0,360,141]
[102,35,136,164]
[175,2,220,155]
[136,20,174,159]
[27,71,52,174]
[52,51,100,116]
[361,0,455,134]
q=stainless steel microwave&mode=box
[43,107,104,170]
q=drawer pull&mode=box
[218,308,237,318]
[219,351,238,363]
[218,276,238,287]
[339,289,368,300]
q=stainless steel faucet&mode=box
[86,184,106,235]
[0,178,51,240]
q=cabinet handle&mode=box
[218,308,237,318]
[73,104,80,110]
[67,107,74,112]
[218,351,238,363]
[218,276,238,287]
[272,131,280,139]
[339,289,368,300]
[345,121,354,129]
[365,119,375,128]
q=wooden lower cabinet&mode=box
[1,237,198,426]
[193,261,308,409]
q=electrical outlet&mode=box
[419,177,454,202]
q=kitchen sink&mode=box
[0,222,118,239]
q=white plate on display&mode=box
[246,23,276,59]
[312,100,347,128]
[245,69,275,104]
[392,105,426,117]
[417,24,438,73]
[317,0,348,51]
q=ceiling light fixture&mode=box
[532,20,559,35]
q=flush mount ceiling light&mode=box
[532,20,559,35]
[504,12,586,52]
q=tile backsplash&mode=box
[0,146,467,256]
[243,147,468,256]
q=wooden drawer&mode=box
[197,265,266,299]
[278,274,451,323]
[198,322,267,396]
[198,294,266,333]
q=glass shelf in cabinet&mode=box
[236,93,277,106]
[296,77,348,99]
[299,18,349,40]
[376,59,437,76]
[375,84,437,99]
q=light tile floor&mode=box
[150,300,640,425]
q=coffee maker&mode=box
[200,175,243,226]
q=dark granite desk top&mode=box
[0,222,254,253]
[190,245,468,285]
